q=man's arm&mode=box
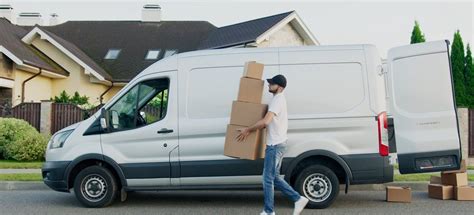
[248,111,274,132]
[236,111,275,142]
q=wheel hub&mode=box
[303,173,332,203]
[81,174,107,202]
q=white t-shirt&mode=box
[266,93,288,146]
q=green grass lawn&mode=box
[393,163,474,170]
[394,173,474,182]
[0,160,43,169]
[0,173,42,181]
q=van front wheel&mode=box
[294,164,339,209]
[73,165,118,208]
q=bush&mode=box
[0,118,49,161]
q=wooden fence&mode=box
[469,109,474,156]
[12,103,41,131]
[0,102,103,134]
[0,103,41,131]
[50,103,103,134]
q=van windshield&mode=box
[108,78,169,131]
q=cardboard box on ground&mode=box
[224,61,268,160]
[386,186,411,203]
[428,183,454,200]
[427,159,474,201]
[455,186,474,201]
[441,172,468,187]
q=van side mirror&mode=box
[100,109,108,130]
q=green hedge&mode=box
[0,118,49,161]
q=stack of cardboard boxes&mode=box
[387,159,473,203]
[428,159,474,201]
[224,61,268,160]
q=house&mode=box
[0,4,318,108]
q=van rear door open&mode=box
[386,40,462,174]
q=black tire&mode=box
[294,164,339,209]
[73,165,118,208]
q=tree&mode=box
[71,92,89,106]
[410,21,426,44]
[451,30,467,106]
[465,44,474,107]
[52,90,70,103]
[52,90,89,106]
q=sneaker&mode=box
[260,211,275,215]
[293,196,309,215]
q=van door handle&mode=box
[157,128,174,134]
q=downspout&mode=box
[21,68,42,103]
[100,81,114,104]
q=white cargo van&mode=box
[42,40,462,208]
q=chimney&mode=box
[17,12,43,26]
[0,4,13,23]
[141,4,161,22]
[49,13,59,25]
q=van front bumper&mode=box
[42,161,71,192]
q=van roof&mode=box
[137,43,379,79]
[178,44,376,59]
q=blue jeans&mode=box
[263,143,301,213]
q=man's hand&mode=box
[236,127,250,142]
[234,112,275,142]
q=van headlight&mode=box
[49,130,74,149]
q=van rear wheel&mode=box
[73,165,118,208]
[294,164,339,209]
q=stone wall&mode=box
[458,108,474,165]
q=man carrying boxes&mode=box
[225,61,308,215]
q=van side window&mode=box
[108,78,169,131]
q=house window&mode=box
[104,49,121,60]
[145,50,161,60]
[163,49,177,58]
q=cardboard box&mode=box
[224,124,266,160]
[430,175,442,185]
[455,186,474,201]
[237,77,264,104]
[441,172,468,186]
[428,184,454,200]
[230,101,268,126]
[243,61,264,80]
[386,186,411,203]
[442,159,467,174]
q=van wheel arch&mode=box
[65,154,127,190]
[285,150,352,189]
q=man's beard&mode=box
[269,88,277,93]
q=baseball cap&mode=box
[266,74,287,88]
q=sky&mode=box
[4,0,473,58]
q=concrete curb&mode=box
[0,169,41,174]
[0,181,49,191]
[348,182,430,191]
